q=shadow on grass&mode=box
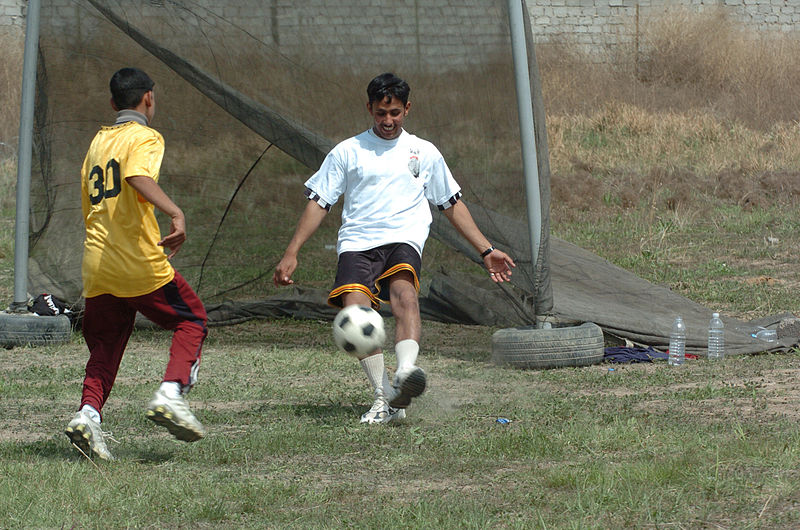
[292,402,361,421]
[0,437,163,464]
[128,448,178,464]
[0,432,184,464]
[0,438,74,460]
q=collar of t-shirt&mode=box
[114,109,149,126]
[367,127,405,144]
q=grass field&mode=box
[2,10,800,529]
[1,322,798,528]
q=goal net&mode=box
[28,0,552,326]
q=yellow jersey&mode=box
[80,120,174,298]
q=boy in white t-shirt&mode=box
[274,73,515,424]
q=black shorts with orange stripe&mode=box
[328,243,421,309]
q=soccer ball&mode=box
[332,305,386,356]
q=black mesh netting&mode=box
[28,0,792,355]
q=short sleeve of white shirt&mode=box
[417,142,462,209]
[305,148,347,209]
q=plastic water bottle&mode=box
[668,316,686,366]
[707,312,725,361]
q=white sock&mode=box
[360,353,387,397]
[382,369,393,397]
[395,339,419,371]
[159,381,182,399]
[80,404,101,424]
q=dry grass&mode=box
[546,107,800,217]
[0,28,22,211]
[0,28,22,146]
[535,8,800,221]
[0,29,22,305]
[637,7,800,129]
[539,7,800,131]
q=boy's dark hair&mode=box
[367,73,410,106]
[110,67,155,110]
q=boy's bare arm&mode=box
[126,175,186,259]
[273,200,329,286]
[442,200,515,282]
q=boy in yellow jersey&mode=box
[65,68,207,460]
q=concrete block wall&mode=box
[32,1,513,69]
[0,0,25,27]
[3,0,799,55]
[535,0,800,54]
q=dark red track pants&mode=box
[80,271,207,417]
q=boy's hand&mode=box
[125,176,187,259]
[159,213,186,259]
[484,249,515,283]
[273,254,298,286]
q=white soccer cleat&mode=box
[145,388,205,442]
[64,410,115,461]
[360,395,406,424]
[388,366,427,409]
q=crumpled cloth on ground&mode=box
[604,346,668,363]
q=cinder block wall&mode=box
[531,0,800,52]
[0,0,24,27]
[2,0,798,53]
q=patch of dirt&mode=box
[596,363,800,421]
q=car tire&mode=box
[0,313,72,348]
[491,322,604,369]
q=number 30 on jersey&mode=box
[88,159,122,205]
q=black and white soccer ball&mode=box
[332,305,386,356]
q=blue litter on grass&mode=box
[496,418,511,425]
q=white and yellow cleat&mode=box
[145,389,205,442]
[388,366,427,409]
[64,411,115,461]
[360,395,406,424]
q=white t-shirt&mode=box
[305,128,462,256]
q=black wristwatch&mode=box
[480,246,495,258]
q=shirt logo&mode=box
[408,148,420,178]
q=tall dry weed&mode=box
[0,28,22,146]
[0,27,23,208]
[539,7,800,130]
[537,7,800,221]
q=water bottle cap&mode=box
[712,312,719,318]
